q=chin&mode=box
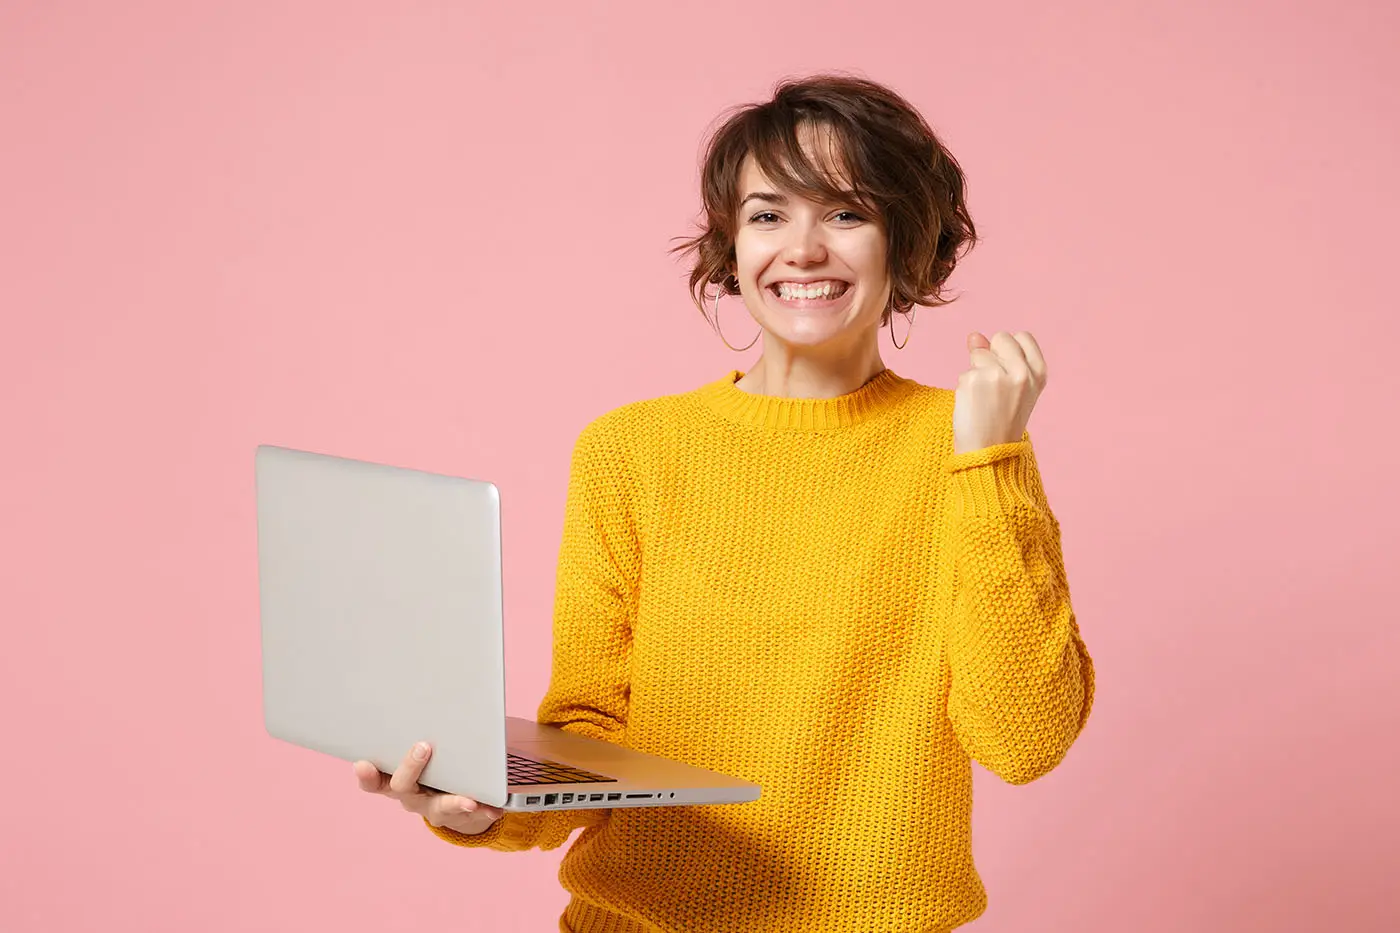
[763,314,862,347]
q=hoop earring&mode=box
[713,277,761,352]
[890,305,915,350]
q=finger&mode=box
[428,795,505,829]
[968,347,1003,372]
[353,759,390,794]
[966,332,1000,371]
[989,331,1027,365]
[427,794,480,824]
[472,803,506,824]
[388,741,432,796]
[1011,331,1047,387]
[989,331,1032,382]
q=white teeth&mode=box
[774,281,848,300]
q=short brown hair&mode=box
[669,72,977,329]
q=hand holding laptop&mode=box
[353,740,504,836]
[257,445,761,814]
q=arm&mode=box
[942,430,1094,785]
[426,417,640,849]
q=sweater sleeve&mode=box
[425,416,640,850]
[940,429,1094,785]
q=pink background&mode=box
[3,1,1396,930]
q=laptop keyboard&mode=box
[507,752,614,786]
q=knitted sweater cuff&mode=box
[942,435,1040,522]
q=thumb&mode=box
[967,331,990,351]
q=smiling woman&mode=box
[369,71,1094,933]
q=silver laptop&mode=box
[255,444,761,813]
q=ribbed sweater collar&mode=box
[694,368,917,433]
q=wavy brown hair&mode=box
[669,72,977,330]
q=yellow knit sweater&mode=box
[426,368,1094,933]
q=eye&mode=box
[748,210,864,225]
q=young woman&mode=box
[353,73,1095,933]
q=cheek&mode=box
[833,234,885,282]
[736,242,779,272]
[855,239,889,276]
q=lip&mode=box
[766,278,852,287]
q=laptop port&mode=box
[589,793,604,801]
[544,794,558,805]
[561,794,574,804]
[526,796,541,805]
[606,793,621,801]
[625,793,651,799]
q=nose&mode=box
[780,219,828,265]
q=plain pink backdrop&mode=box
[2,1,1396,930]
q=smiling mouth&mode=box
[768,281,852,305]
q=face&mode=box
[730,126,891,353]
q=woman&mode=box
[353,73,1094,932]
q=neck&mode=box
[734,329,887,399]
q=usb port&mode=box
[561,793,574,804]
[606,793,621,801]
[526,796,541,805]
[589,793,604,801]
[544,794,558,805]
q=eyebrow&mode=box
[739,189,861,209]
